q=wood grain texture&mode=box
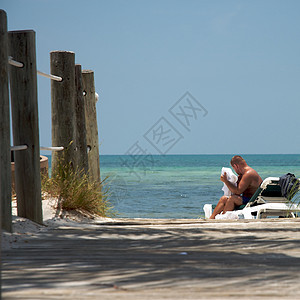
[8,30,42,224]
[82,70,100,182]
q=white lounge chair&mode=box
[203,177,300,219]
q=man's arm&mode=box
[221,172,252,195]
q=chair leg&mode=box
[257,209,264,219]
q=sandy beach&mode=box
[2,198,300,299]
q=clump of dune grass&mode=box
[280,176,300,218]
[42,156,114,217]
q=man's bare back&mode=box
[237,167,262,198]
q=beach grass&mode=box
[41,156,115,217]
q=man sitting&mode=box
[209,155,263,219]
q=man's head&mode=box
[230,155,247,175]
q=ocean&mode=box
[98,154,300,219]
[47,154,300,219]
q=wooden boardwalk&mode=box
[2,218,300,299]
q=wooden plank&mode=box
[2,220,300,299]
[8,30,42,224]
[82,70,100,182]
[50,51,77,172]
[0,9,12,232]
[75,64,88,173]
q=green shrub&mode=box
[42,156,114,217]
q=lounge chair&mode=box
[203,177,300,219]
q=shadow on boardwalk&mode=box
[2,219,300,299]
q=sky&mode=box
[2,0,300,155]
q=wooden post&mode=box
[82,70,100,182]
[8,30,43,224]
[0,10,12,233]
[50,51,77,172]
[75,64,88,174]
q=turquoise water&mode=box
[99,154,300,219]
[48,154,300,219]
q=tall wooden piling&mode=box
[8,30,43,224]
[75,64,88,174]
[50,51,77,172]
[82,70,100,182]
[0,10,12,233]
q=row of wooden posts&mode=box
[0,10,100,232]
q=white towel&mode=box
[215,211,240,220]
[221,167,238,196]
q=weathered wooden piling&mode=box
[50,51,77,172]
[8,30,43,224]
[75,64,88,174]
[82,70,100,182]
[0,10,12,232]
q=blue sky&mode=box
[2,0,300,155]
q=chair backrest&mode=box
[261,183,282,197]
[248,187,262,204]
[248,177,285,204]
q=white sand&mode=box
[1,196,113,250]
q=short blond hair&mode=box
[231,155,246,166]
